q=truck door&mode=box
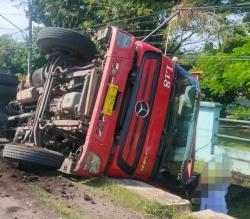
[163,65,200,181]
[117,51,162,175]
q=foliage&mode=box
[0,34,27,74]
[32,27,47,70]
[0,27,46,75]
[232,171,250,188]
[6,0,250,105]
[192,35,250,104]
[17,0,215,54]
[14,0,249,56]
[226,104,250,120]
[29,0,174,33]
[233,106,250,120]
[31,186,82,219]
[80,177,192,219]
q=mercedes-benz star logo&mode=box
[135,101,149,118]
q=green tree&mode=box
[193,35,250,104]
[29,0,175,33]
[0,34,27,74]
[0,28,46,75]
[32,27,47,70]
[17,0,208,54]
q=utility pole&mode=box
[27,0,32,75]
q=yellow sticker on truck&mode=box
[102,84,118,116]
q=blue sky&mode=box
[0,0,28,40]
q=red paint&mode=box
[72,27,200,186]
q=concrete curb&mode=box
[111,178,191,211]
[192,209,236,219]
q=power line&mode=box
[10,29,27,35]
[0,27,17,30]
[165,54,250,61]
[129,21,250,35]
[116,18,164,27]
[153,51,250,59]
[178,58,250,61]
[90,10,168,29]
[0,47,26,51]
[168,54,250,58]
[236,2,250,5]
[136,33,165,38]
[0,4,242,33]
[0,13,26,16]
[0,14,28,39]
[178,5,250,10]
[88,4,250,31]
[129,21,250,34]
[136,22,250,41]
[126,29,155,32]
[143,10,180,41]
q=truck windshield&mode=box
[164,65,199,181]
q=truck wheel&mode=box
[0,112,7,123]
[0,74,18,86]
[3,144,65,169]
[37,27,96,61]
[0,85,17,104]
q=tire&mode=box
[37,27,96,60]
[0,74,18,86]
[3,143,65,169]
[0,85,17,104]
[0,112,7,123]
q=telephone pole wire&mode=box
[27,0,32,75]
[0,14,27,39]
[142,10,180,42]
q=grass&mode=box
[226,180,250,219]
[218,127,250,151]
[29,160,249,219]
[232,171,250,188]
[194,160,250,187]
[30,185,84,219]
[194,160,206,173]
[78,177,193,219]
[218,139,250,151]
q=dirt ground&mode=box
[0,154,61,219]
[0,147,143,219]
[1,143,249,219]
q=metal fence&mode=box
[216,118,250,175]
[217,118,250,143]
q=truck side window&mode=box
[167,77,197,178]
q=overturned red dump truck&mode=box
[3,26,200,190]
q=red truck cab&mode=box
[69,26,200,187]
[3,26,200,190]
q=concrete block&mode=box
[192,209,235,219]
[111,178,191,211]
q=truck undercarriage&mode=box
[3,26,200,190]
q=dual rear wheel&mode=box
[3,27,96,168]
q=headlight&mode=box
[115,31,132,48]
[83,152,101,174]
